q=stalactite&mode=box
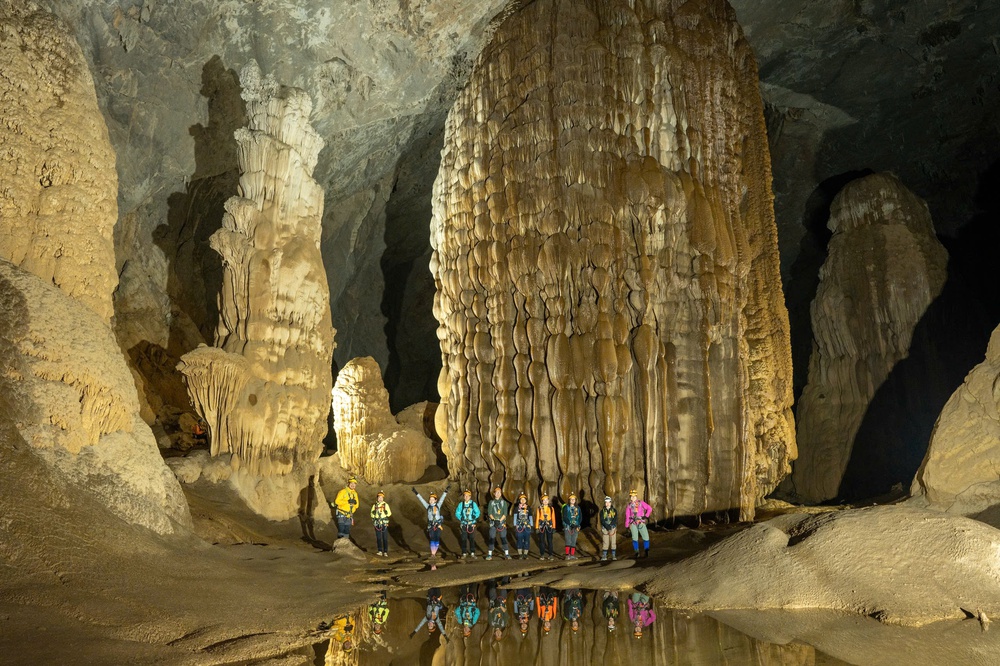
[179,61,336,478]
[430,0,794,520]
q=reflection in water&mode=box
[318,578,850,665]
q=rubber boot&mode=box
[611,549,617,561]
[601,549,608,562]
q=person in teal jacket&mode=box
[455,489,482,559]
[454,583,481,638]
[561,493,582,559]
[485,486,511,560]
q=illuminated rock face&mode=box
[331,357,436,484]
[912,324,1000,515]
[0,1,118,322]
[793,173,947,503]
[430,0,794,519]
[179,62,336,479]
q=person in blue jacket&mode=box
[454,583,481,638]
[455,488,482,559]
[512,493,534,559]
[412,486,448,562]
[561,493,583,560]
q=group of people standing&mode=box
[332,476,655,562]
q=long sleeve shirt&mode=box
[513,591,534,618]
[513,507,534,530]
[535,505,556,530]
[454,602,481,628]
[561,504,581,529]
[487,498,510,524]
[333,487,359,516]
[536,592,558,621]
[600,506,618,530]
[625,500,653,527]
[627,594,656,627]
[455,500,481,525]
[370,500,391,527]
[416,491,448,527]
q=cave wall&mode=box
[431,0,795,519]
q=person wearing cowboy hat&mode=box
[370,490,392,556]
[625,489,653,558]
[599,495,619,561]
[485,485,511,560]
[332,476,359,539]
[560,493,582,560]
[535,494,557,560]
[455,488,482,559]
[512,493,534,559]
[412,486,449,560]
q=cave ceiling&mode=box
[37,0,1000,406]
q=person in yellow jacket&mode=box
[332,476,359,538]
[370,490,392,556]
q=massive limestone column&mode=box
[179,62,336,487]
[0,1,188,534]
[793,173,947,503]
[911,324,1000,515]
[430,0,794,520]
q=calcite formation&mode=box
[0,0,118,322]
[430,0,794,520]
[179,62,336,478]
[331,357,436,484]
[793,173,947,503]
[911,324,1000,515]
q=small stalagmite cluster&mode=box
[331,357,436,484]
[793,173,947,503]
[430,0,794,519]
[179,61,336,478]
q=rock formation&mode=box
[430,0,794,519]
[911,324,1000,515]
[0,1,118,321]
[645,506,1000,627]
[793,173,948,503]
[0,3,188,535]
[331,357,436,484]
[179,62,336,483]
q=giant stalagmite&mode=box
[0,1,189,534]
[793,173,947,503]
[179,62,336,516]
[430,0,794,519]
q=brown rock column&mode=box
[793,173,948,502]
[179,62,336,480]
[430,0,794,520]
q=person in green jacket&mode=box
[561,493,582,560]
[370,490,392,556]
[485,486,511,560]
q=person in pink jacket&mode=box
[625,489,652,558]
[627,592,656,638]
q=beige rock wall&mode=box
[911,324,1000,515]
[331,357,436,484]
[430,0,794,519]
[0,1,118,322]
[793,173,947,502]
[179,62,336,479]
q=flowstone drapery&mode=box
[179,62,336,480]
[430,0,794,520]
[793,173,947,503]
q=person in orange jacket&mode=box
[536,586,559,635]
[535,495,557,560]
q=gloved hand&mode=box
[412,486,419,495]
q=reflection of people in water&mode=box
[562,588,584,632]
[627,592,656,639]
[487,577,510,641]
[368,591,389,636]
[513,586,534,636]
[602,590,620,632]
[327,614,355,653]
[454,583,481,638]
[410,588,447,637]
[536,586,559,635]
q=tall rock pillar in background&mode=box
[430,0,795,520]
[179,62,336,516]
[793,173,947,503]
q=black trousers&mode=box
[375,526,388,553]
[460,524,477,553]
[537,527,554,555]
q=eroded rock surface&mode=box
[179,62,336,484]
[430,0,794,519]
[647,506,1000,626]
[911,324,1000,515]
[793,173,948,502]
[332,357,436,484]
[0,1,118,322]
